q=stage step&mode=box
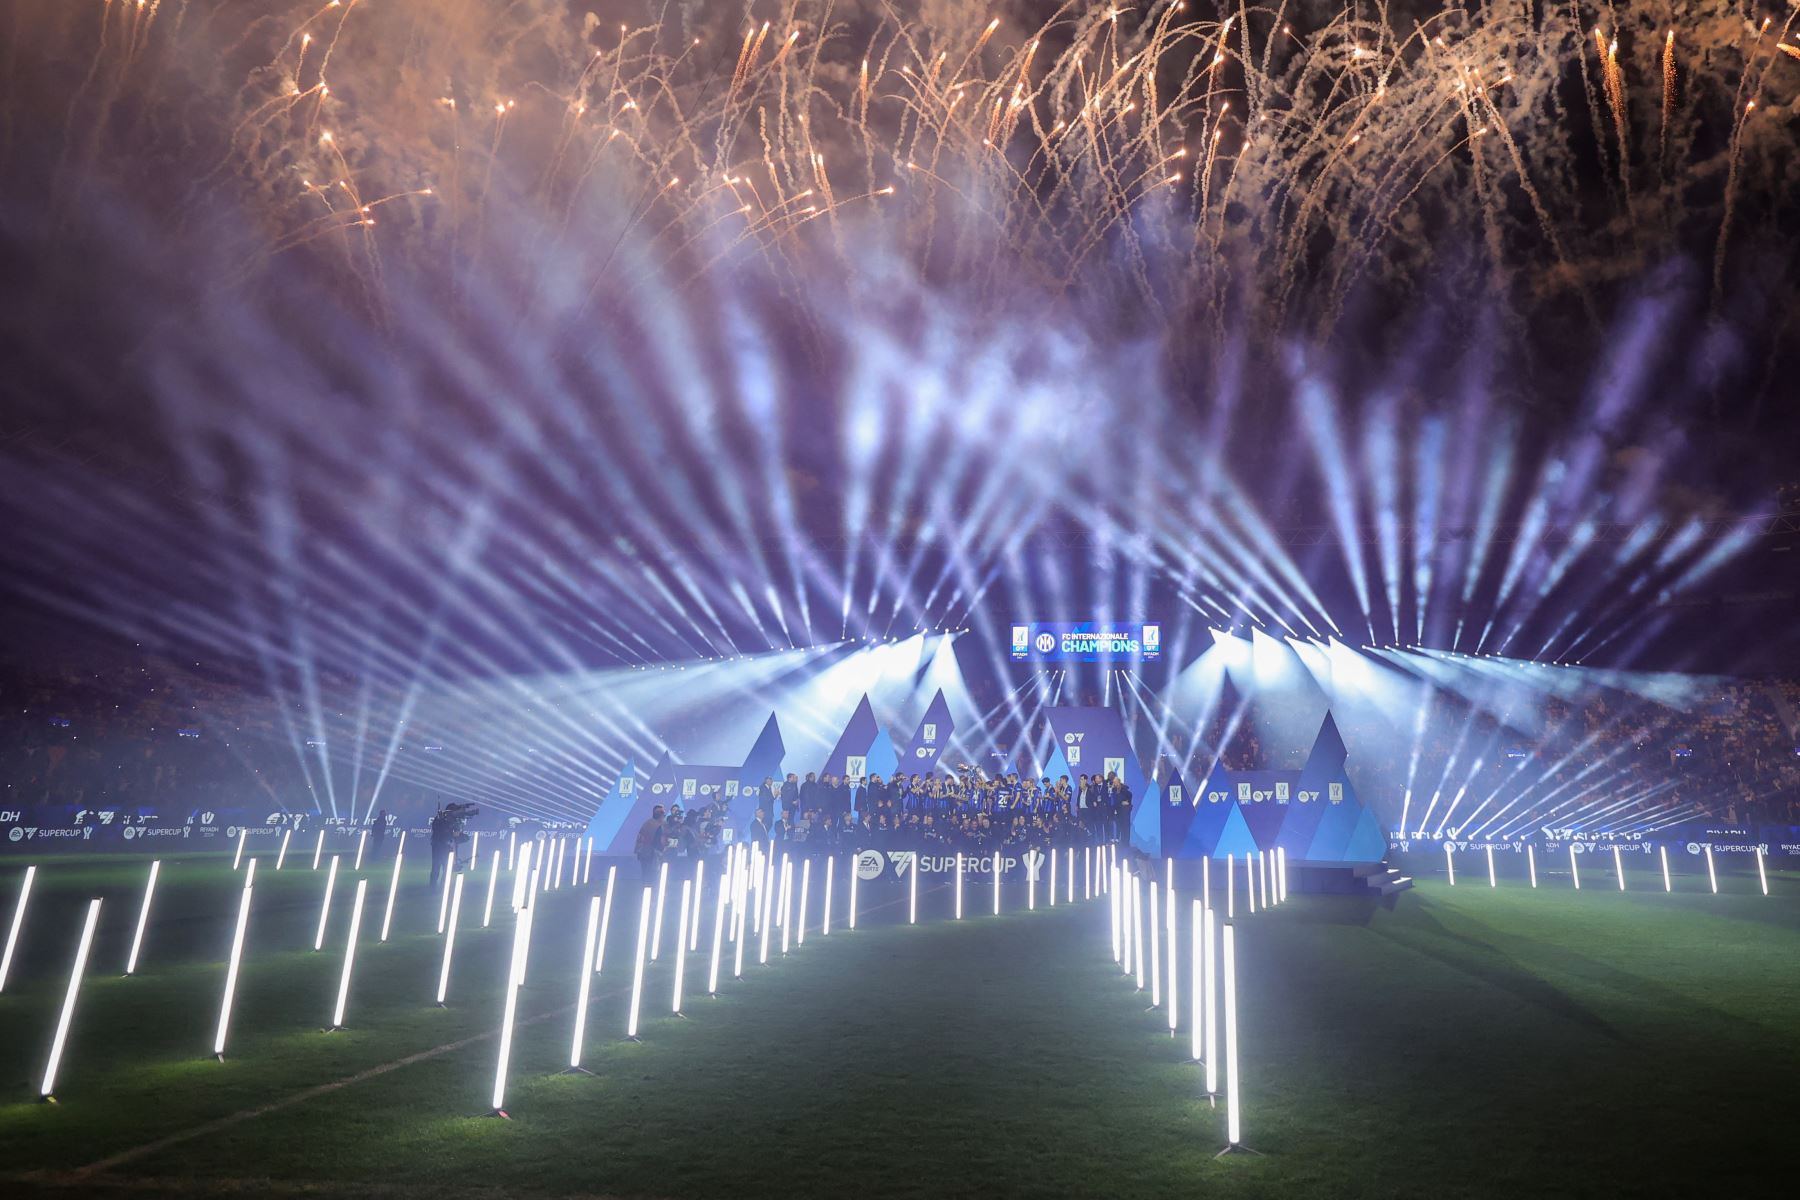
[1378,873,1413,896]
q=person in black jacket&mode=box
[746,807,771,846]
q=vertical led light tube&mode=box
[438,866,455,933]
[312,829,325,870]
[1527,844,1538,888]
[489,901,534,1114]
[758,858,776,964]
[1445,844,1456,886]
[850,850,860,930]
[708,874,728,995]
[354,829,367,870]
[993,852,1001,915]
[276,829,292,871]
[330,879,368,1028]
[1660,845,1671,893]
[594,865,618,973]
[125,860,161,975]
[483,850,501,927]
[436,874,466,1005]
[380,837,405,942]
[1189,900,1202,1060]
[1571,845,1582,890]
[822,857,835,936]
[908,854,918,925]
[314,856,339,950]
[1203,906,1218,1098]
[212,883,254,1057]
[1148,882,1162,1008]
[626,888,652,1037]
[796,860,810,947]
[233,828,248,870]
[955,853,964,920]
[1222,922,1242,1150]
[690,861,707,951]
[1133,875,1146,992]
[568,895,601,1069]
[1613,845,1626,891]
[1166,880,1179,1034]
[778,859,794,957]
[40,897,102,1099]
[1705,845,1717,894]
[651,861,671,960]
[672,880,693,1012]
[733,867,750,979]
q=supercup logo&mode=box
[620,778,635,796]
[923,723,937,743]
[1167,786,1182,806]
[725,780,739,797]
[1012,625,1029,651]
[856,849,887,881]
[1275,782,1289,801]
[1143,624,1160,649]
[1328,782,1344,802]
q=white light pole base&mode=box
[558,1065,596,1076]
[482,1108,511,1120]
[1215,1143,1261,1158]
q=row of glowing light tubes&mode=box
[2,828,1264,1128]
[1443,841,1772,895]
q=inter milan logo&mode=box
[1034,632,1056,653]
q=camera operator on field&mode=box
[428,802,478,885]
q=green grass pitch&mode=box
[0,853,1794,1198]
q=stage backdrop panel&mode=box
[1160,714,1389,866]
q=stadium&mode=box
[2,2,1797,1197]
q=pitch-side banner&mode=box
[1009,621,1161,662]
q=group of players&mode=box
[632,767,1134,880]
